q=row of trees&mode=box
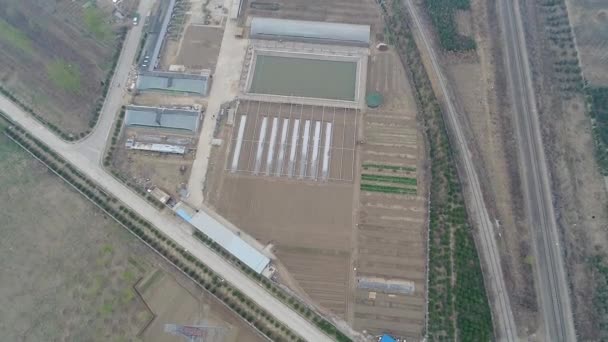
[423,0,476,52]
[539,0,584,93]
[193,231,353,342]
[4,125,305,342]
[383,1,493,340]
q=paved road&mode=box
[0,94,335,342]
[403,0,518,340]
[0,5,338,340]
[77,0,155,163]
[497,0,576,340]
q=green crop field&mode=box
[361,173,417,186]
[84,6,113,41]
[46,60,82,93]
[424,0,476,52]
[0,18,33,55]
[360,183,417,194]
[588,87,608,174]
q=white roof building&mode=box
[250,17,371,47]
[173,202,271,274]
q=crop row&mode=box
[538,0,584,94]
[362,163,416,172]
[360,183,416,195]
[361,173,417,186]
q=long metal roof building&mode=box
[250,17,370,46]
[136,71,209,95]
[125,105,201,133]
[173,202,271,274]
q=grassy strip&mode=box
[361,173,417,186]
[360,183,417,195]
[423,0,476,52]
[383,0,493,339]
[0,27,127,140]
[3,124,305,342]
[362,163,416,172]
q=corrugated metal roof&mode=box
[136,73,209,95]
[125,106,200,133]
[188,210,270,274]
[250,17,370,46]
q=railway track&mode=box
[402,0,518,340]
[497,0,576,340]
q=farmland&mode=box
[588,87,608,174]
[0,0,130,136]
[423,0,475,51]
[0,126,153,341]
[384,0,494,339]
[353,47,427,339]
[566,0,608,86]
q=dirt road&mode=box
[403,0,518,340]
[497,0,576,340]
[186,18,248,207]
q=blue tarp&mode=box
[380,334,396,342]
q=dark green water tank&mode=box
[366,92,383,108]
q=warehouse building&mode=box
[172,202,271,274]
[136,71,209,95]
[250,17,371,47]
[125,105,201,134]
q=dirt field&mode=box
[111,127,196,198]
[0,123,263,342]
[566,0,608,86]
[0,131,153,341]
[0,0,131,134]
[202,100,356,318]
[228,100,357,182]
[211,174,355,318]
[161,26,223,71]
[245,0,381,27]
[353,48,427,339]
[138,269,263,342]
